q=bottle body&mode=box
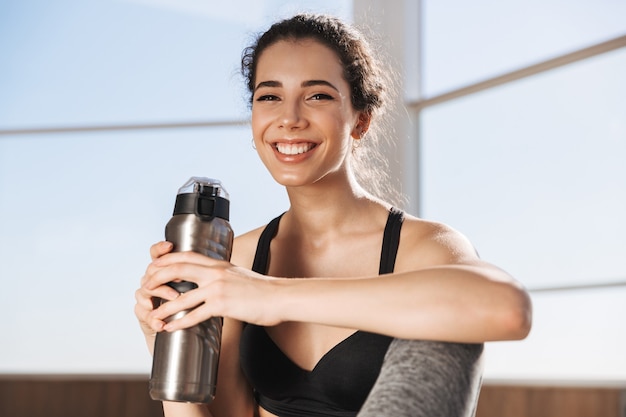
[164,213,233,261]
[149,308,223,403]
[149,178,233,403]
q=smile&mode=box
[275,142,317,155]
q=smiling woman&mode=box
[134,12,531,417]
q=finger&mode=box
[151,251,228,268]
[139,268,182,298]
[150,241,174,261]
[161,300,223,332]
[136,309,165,333]
[144,262,219,291]
[134,291,166,333]
[148,290,199,323]
[135,285,180,331]
[152,284,181,302]
[134,287,154,310]
[141,257,174,286]
[134,300,159,327]
[149,283,220,323]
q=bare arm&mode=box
[273,260,530,342]
[144,220,531,343]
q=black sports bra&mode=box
[239,208,404,417]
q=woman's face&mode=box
[251,39,366,188]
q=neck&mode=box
[282,172,386,237]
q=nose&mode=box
[279,99,306,130]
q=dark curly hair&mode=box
[241,14,403,207]
[241,13,388,118]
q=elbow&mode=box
[499,285,533,340]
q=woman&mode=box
[135,13,532,417]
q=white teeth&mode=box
[276,143,315,155]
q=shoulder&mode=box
[231,212,285,268]
[395,213,480,271]
[231,225,265,269]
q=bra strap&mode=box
[379,208,404,275]
[251,213,284,274]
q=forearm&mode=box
[163,401,213,417]
[274,263,531,343]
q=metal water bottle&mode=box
[149,177,234,403]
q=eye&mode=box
[255,94,280,102]
[309,93,333,100]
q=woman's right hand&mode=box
[134,241,181,354]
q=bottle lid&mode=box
[173,177,230,220]
[177,177,229,200]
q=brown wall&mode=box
[0,375,624,417]
[476,384,625,417]
[0,375,163,417]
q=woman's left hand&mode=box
[142,251,281,331]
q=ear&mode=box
[351,112,372,139]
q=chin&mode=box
[270,171,318,188]
[273,176,308,188]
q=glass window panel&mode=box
[0,0,351,129]
[484,286,626,382]
[421,48,626,289]
[0,128,290,373]
[0,0,352,375]
[423,0,626,96]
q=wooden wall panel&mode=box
[0,376,163,417]
[475,384,624,417]
[0,375,624,417]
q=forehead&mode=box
[255,39,345,83]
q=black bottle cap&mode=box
[172,193,230,220]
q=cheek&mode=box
[251,112,265,139]
[251,106,274,133]
[328,115,354,142]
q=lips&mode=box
[275,142,317,155]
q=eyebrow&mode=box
[254,80,339,92]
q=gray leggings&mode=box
[358,339,484,417]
